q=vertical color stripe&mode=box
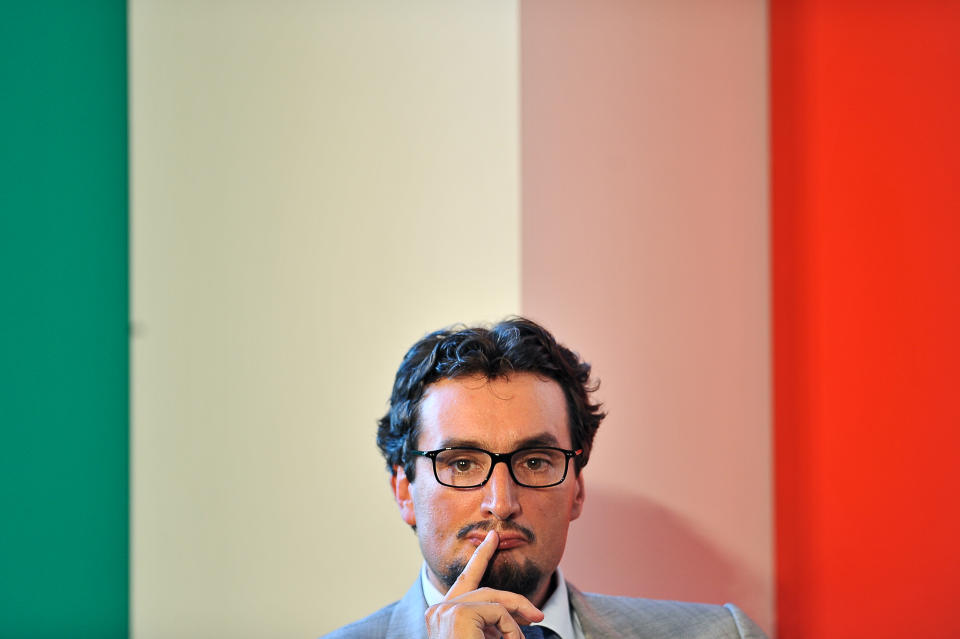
[772,1,960,637]
[520,1,773,634]
[0,2,129,637]
[130,3,519,636]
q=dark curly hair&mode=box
[376,317,605,481]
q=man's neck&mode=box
[529,571,557,609]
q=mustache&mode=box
[456,520,536,544]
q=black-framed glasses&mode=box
[406,446,583,488]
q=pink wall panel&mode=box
[520,1,772,633]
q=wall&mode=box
[772,1,960,637]
[521,0,773,634]
[0,2,128,637]
[129,2,519,637]
[10,3,958,637]
[3,1,778,637]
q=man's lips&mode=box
[457,521,536,550]
[465,532,529,550]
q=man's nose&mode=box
[481,461,522,520]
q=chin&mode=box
[439,553,545,599]
[478,554,543,598]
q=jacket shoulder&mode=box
[319,600,400,639]
[319,578,429,639]
[574,591,767,639]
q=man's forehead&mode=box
[416,373,572,449]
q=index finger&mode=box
[444,530,498,600]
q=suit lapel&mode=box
[568,583,622,639]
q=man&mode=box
[324,317,766,639]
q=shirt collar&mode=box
[419,563,578,639]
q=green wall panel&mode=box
[0,2,128,637]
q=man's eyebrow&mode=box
[436,437,486,449]
[436,433,563,451]
[514,433,562,449]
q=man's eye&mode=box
[523,457,551,471]
[451,459,477,472]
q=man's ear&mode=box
[390,465,417,527]
[569,471,586,521]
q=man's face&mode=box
[391,373,585,605]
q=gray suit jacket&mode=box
[321,578,767,639]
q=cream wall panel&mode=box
[130,2,518,637]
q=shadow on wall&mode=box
[562,487,763,615]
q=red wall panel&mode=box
[772,2,960,637]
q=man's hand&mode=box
[424,530,544,639]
